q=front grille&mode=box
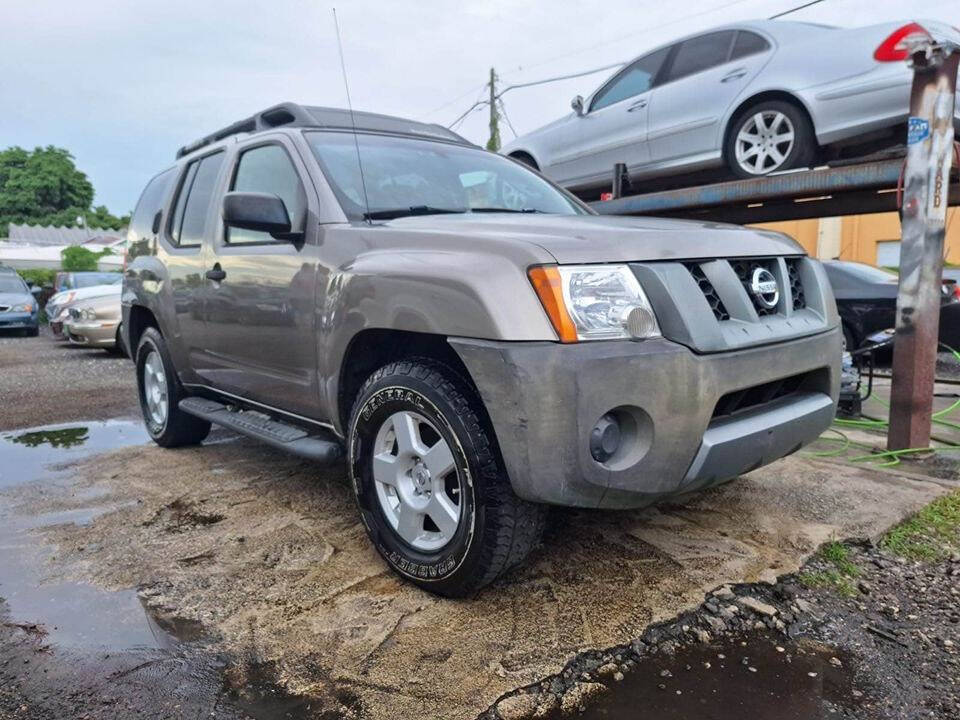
[685,263,729,321]
[69,307,82,320]
[785,258,806,310]
[0,305,9,313]
[712,372,808,420]
[731,259,779,316]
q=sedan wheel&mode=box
[735,111,795,175]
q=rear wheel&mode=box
[136,327,210,447]
[348,358,546,597]
[726,100,815,178]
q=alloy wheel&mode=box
[142,350,169,427]
[735,111,796,175]
[371,410,462,552]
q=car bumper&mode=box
[450,328,841,509]
[0,312,38,330]
[64,320,118,347]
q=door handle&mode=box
[206,265,226,282]
[627,98,648,112]
[721,69,747,83]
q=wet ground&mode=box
[1,332,958,719]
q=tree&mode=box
[60,245,111,271]
[0,146,128,237]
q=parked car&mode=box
[124,102,840,596]
[822,260,960,350]
[502,20,960,191]
[53,271,122,293]
[46,283,122,338]
[0,267,41,336]
[63,292,125,354]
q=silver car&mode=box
[502,19,960,189]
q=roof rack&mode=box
[175,102,471,159]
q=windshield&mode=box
[306,131,587,221]
[832,262,898,283]
[71,272,122,288]
[0,274,28,293]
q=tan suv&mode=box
[123,103,841,596]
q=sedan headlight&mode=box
[528,264,660,342]
[77,307,97,321]
[11,303,33,313]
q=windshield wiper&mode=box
[469,207,542,213]
[363,205,467,220]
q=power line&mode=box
[769,0,826,19]
[417,82,489,121]
[447,100,488,130]
[495,61,626,100]
[497,99,518,139]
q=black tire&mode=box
[136,327,211,447]
[725,100,816,179]
[107,325,127,357]
[348,358,546,597]
[26,327,39,337]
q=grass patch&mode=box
[881,490,960,561]
[798,541,861,596]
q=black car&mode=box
[822,260,960,351]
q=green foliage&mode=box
[60,245,104,271]
[0,146,128,237]
[17,268,56,288]
[798,541,860,596]
[882,490,960,561]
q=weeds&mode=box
[881,490,960,561]
[799,541,860,596]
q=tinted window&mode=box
[179,152,225,247]
[591,46,671,112]
[129,168,174,245]
[828,262,898,285]
[72,272,121,288]
[730,31,770,60]
[228,145,306,244]
[667,31,736,81]
[306,132,584,221]
[168,161,198,245]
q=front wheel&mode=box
[136,327,211,447]
[726,100,815,178]
[348,358,546,597]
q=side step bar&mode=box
[179,397,342,464]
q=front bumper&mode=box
[0,312,38,330]
[451,327,841,509]
[64,320,118,347]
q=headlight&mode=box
[11,303,33,313]
[78,307,97,321]
[528,264,660,342]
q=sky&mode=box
[1,0,958,215]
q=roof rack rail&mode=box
[175,102,470,159]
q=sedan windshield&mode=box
[0,274,27,293]
[306,131,587,221]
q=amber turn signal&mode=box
[528,265,578,343]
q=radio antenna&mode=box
[332,8,372,224]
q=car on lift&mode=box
[124,103,841,596]
[822,260,960,351]
[502,20,960,192]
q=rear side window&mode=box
[128,168,175,246]
[227,144,306,245]
[169,152,225,247]
[591,46,671,112]
[730,31,770,60]
[666,30,736,81]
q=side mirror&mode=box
[571,95,585,116]
[30,286,42,295]
[222,192,300,241]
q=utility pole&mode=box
[486,67,501,152]
[887,39,960,450]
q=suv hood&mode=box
[381,213,804,264]
[0,291,32,307]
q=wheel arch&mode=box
[126,304,160,356]
[506,150,540,171]
[722,90,819,161]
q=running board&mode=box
[179,397,342,464]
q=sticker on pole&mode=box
[907,117,930,145]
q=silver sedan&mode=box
[502,19,960,189]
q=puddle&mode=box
[563,633,856,720]
[0,420,191,651]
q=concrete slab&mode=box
[12,441,947,719]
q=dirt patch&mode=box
[10,437,948,719]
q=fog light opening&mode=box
[590,413,622,463]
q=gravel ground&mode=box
[0,328,137,431]
[483,534,960,720]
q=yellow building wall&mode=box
[754,208,960,266]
